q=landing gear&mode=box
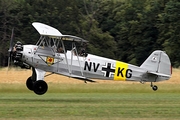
[33,80,48,95]
[26,76,48,95]
[152,85,158,91]
[26,77,48,95]
[151,82,158,91]
[26,77,35,91]
[26,68,48,95]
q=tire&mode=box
[152,85,158,91]
[26,77,34,91]
[33,80,48,95]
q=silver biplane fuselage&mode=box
[12,22,172,95]
[22,44,169,82]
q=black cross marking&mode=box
[102,63,115,77]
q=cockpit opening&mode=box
[36,36,88,57]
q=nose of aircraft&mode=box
[8,41,30,69]
[8,29,22,66]
[7,28,30,69]
[13,41,23,64]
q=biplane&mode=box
[8,22,172,95]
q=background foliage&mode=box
[0,0,180,67]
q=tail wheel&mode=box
[33,80,48,95]
[151,82,158,91]
[152,85,158,91]
[26,77,34,91]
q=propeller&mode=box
[7,28,15,70]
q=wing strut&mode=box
[70,42,84,77]
[60,38,71,75]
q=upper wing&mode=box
[32,22,88,42]
[32,22,62,37]
[61,35,88,42]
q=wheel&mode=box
[33,80,48,95]
[152,85,158,91]
[26,77,34,91]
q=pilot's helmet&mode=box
[16,41,22,45]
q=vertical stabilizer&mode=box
[140,50,171,76]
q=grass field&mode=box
[0,68,180,120]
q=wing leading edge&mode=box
[32,22,88,42]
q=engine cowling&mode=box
[13,41,30,69]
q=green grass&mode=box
[0,83,180,120]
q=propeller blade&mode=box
[7,55,11,72]
[8,28,14,52]
[7,28,15,72]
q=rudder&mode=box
[140,50,172,76]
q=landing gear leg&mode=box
[26,67,48,95]
[151,82,158,91]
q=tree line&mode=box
[0,0,180,67]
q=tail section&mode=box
[140,50,171,81]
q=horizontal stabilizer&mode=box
[147,71,171,78]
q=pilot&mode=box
[78,42,88,57]
[57,47,64,53]
[79,48,88,57]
